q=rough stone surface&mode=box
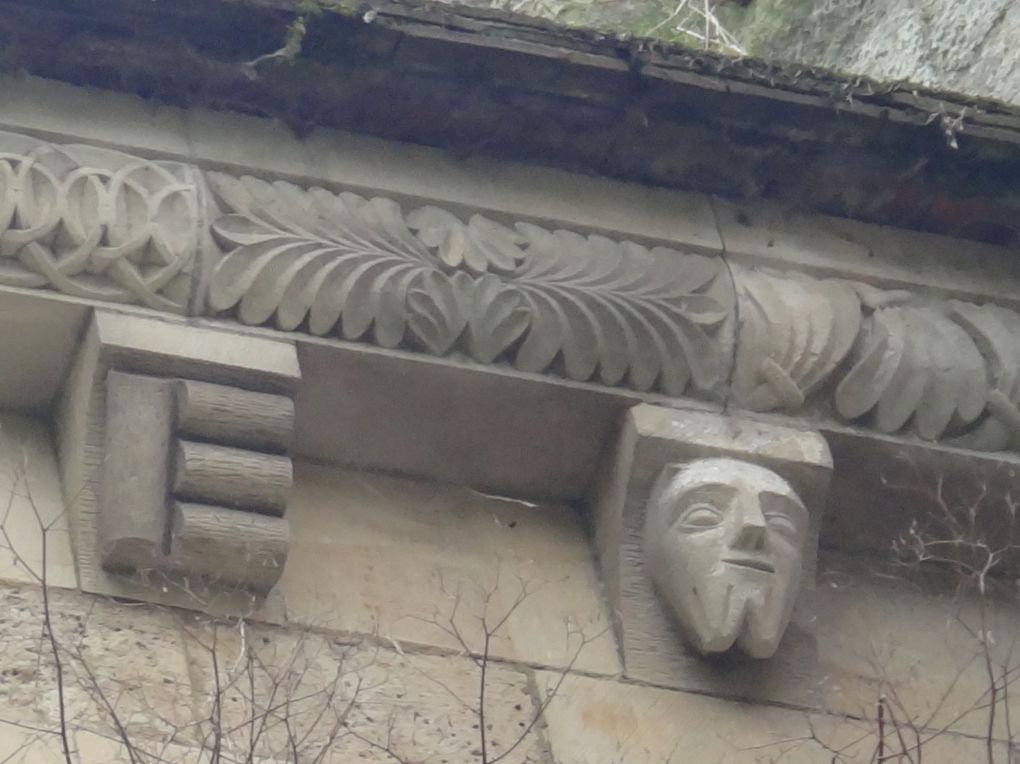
[537,671,1008,763]
[0,579,546,764]
[723,0,1020,107]
[460,0,1020,108]
[816,552,1020,741]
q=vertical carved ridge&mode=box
[99,372,175,572]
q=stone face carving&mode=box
[643,459,809,659]
[731,267,1020,452]
[0,131,200,311]
[204,174,735,398]
[593,406,831,686]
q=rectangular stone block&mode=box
[294,341,653,502]
[184,620,545,764]
[0,290,88,411]
[278,462,621,677]
[95,311,301,394]
[714,197,1020,311]
[816,551,1020,742]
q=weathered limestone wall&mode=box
[1,71,1020,763]
[1,415,1018,762]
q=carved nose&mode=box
[733,502,768,550]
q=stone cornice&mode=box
[2,120,1020,462]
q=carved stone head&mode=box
[643,458,809,659]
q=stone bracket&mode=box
[100,372,293,592]
[591,404,832,701]
[57,309,301,598]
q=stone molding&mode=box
[57,310,300,599]
[3,127,1020,456]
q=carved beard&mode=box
[676,561,801,659]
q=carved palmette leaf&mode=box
[406,207,527,274]
[208,175,734,399]
[466,274,531,363]
[731,269,861,412]
[510,225,733,396]
[208,174,436,346]
[406,271,469,355]
[834,304,988,440]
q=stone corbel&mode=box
[57,310,300,598]
[591,405,831,699]
[101,373,292,592]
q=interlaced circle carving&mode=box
[0,132,200,312]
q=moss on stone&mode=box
[713,0,814,57]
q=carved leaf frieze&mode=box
[0,132,200,311]
[732,268,861,412]
[207,174,735,397]
[834,305,987,439]
[732,268,1020,450]
[945,302,1020,451]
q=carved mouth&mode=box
[723,557,775,573]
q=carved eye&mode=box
[676,503,724,531]
[766,512,799,539]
